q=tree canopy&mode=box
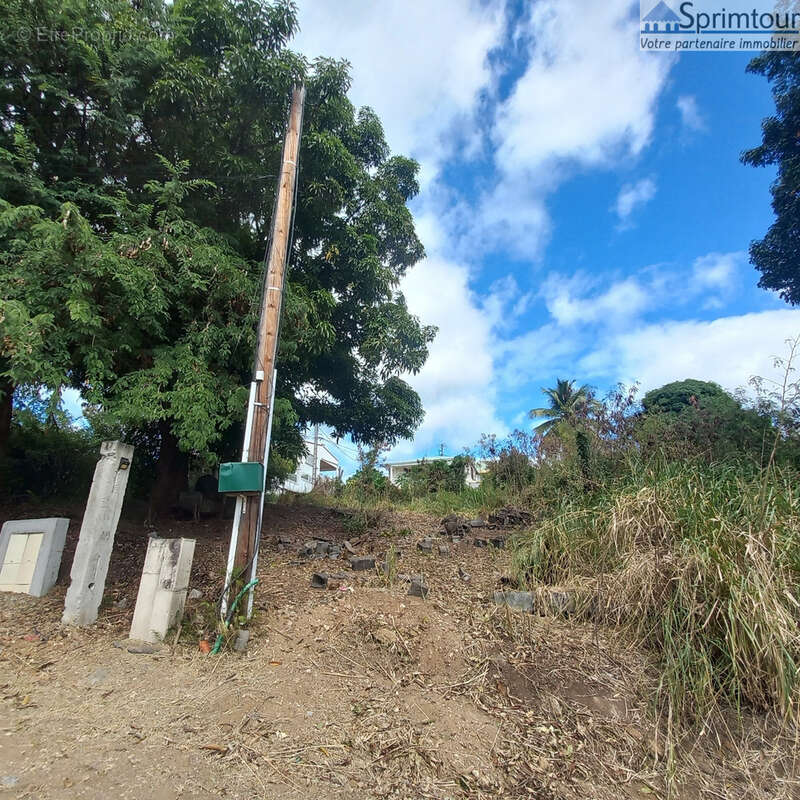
[641,379,737,415]
[742,52,800,304]
[0,0,436,505]
[529,379,592,435]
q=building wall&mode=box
[279,443,339,494]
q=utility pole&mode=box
[439,442,446,457]
[222,85,306,617]
[311,423,320,486]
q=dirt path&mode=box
[0,503,796,799]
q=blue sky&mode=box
[295,0,800,474]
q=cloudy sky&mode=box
[294,0,798,470]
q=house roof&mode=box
[642,1,680,22]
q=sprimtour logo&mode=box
[640,0,800,50]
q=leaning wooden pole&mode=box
[222,85,306,617]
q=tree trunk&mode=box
[148,421,188,519]
[0,378,12,459]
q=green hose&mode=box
[211,578,259,655]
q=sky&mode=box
[292,0,800,473]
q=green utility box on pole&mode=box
[217,462,264,495]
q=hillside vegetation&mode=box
[318,360,800,734]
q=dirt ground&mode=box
[0,500,798,799]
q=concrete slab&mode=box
[0,518,69,596]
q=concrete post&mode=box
[62,441,134,626]
[130,538,195,643]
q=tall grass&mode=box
[513,458,800,726]
[292,481,515,518]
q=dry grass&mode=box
[513,460,800,736]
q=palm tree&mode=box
[529,379,592,435]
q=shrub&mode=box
[0,409,96,499]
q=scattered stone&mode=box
[494,590,534,613]
[310,572,329,589]
[1,776,19,788]
[468,518,487,528]
[188,588,203,600]
[458,566,471,583]
[417,538,434,553]
[488,507,533,528]
[350,556,376,571]
[408,578,429,599]
[343,540,356,555]
[299,540,317,556]
[277,535,293,545]
[315,540,330,556]
[87,667,110,687]
[373,627,399,646]
[441,514,467,535]
[437,543,450,556]
[490,537,506,549]
[474,538,488,548]
[233,630,250,652]
[328,546,341,559]
[537,588,577,617]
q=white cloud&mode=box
[691,251,741,292]
[293,0,505,178]
[614,178,657,223]
[579,310,800,394]
[474,0,674,256]
[676,94,707,132]
[390,255,507,458]
[545,276,652,327]
[495,2,672,172]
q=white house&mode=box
[385,456,489,489]
[280,437,340,493]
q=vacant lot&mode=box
[0,502,797,799]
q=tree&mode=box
[742,52,800,304]
[0,0,435,509]
[641,379,737,415]
[640,378,773,463]
[529,379,592,435]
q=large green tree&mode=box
[0,0,435,507]
[742,52,800,304]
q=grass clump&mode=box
[513,457,800,726]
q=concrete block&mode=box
[130,538,195,643]
[0,518,69,596]
[63,441,134,626]
[494,590,534,613]
[350,556,375,571]
[408,578,429,599]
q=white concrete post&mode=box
[62,440,134,626]
[130,538,195,643]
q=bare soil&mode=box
[0,500,797,799]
